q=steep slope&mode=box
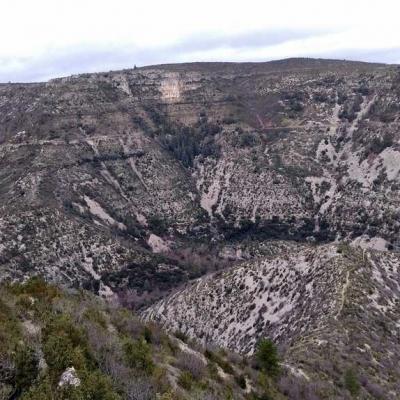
[1,59,400,292]
[1,58,400,399]
[0,278,305,400]
[144,243,400,398]
[144,242,345,353]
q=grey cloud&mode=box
[170,28,331,53]
[1,28,398,83]
[0,28,335,82]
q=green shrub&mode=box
[344,368,360,397]
[177,371,194,390]
[42,315,92,381]
[207,361,219,380]
[204,349,234,374]
[166,338,178,356]
[336,242,353,255]
[79,370,121,400]
[12,277,60,302]
[147,216,168,235]
[35,370,122,400]
[143,326,152,343]
[0,298,21,352]
[248,392,272,400]
[238,132,258,148]
[20,377,53,400]
[43,334,76,379]
[14,346,39,393]
[123,338,154,375]
[83,307,107,328]
[43,315,89,351]
[255,339,280,377]
[234,373,247,389]
[174,330,188,342]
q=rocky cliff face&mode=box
[1,59,399,262]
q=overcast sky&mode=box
[1,0,400,82]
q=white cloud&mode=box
[0,0,399,81]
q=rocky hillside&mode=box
[144,243,400,398]
[1,58,400,398]
[1,59,400,294]
[0,278,314,400]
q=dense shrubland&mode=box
[0,279,299,400]
[146,107,222,167]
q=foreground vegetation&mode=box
[0,279,288,400]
